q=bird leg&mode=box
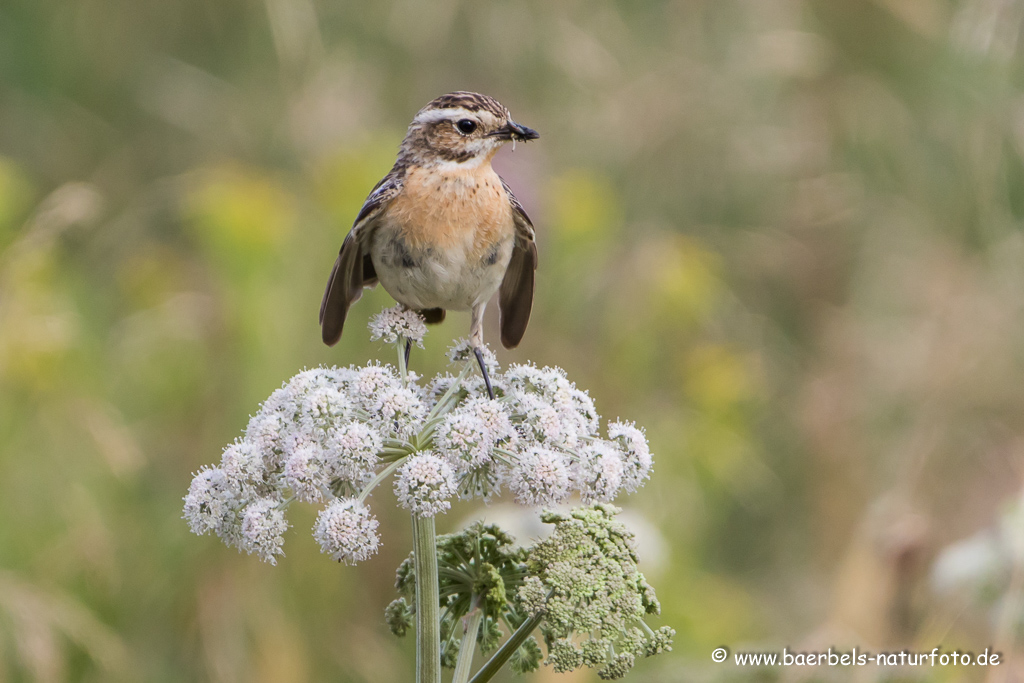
[470,302,495,399]
[404,338,412,369]
[474,348,495,400]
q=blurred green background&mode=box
[4,0,1024,680]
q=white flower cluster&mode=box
[436,361,654,508]
[184,322,654,566]
[394,453,458,517]
[369,305,428,346]
[183,364,400,564]
[314,498,380,565]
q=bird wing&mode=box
[497,177,538,349]
[320,165,405,346]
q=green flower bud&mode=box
[441,637,460,668]
[520,505,673,676]
[509,637,542,674]
[478,616,504,653]
[384,598,413,637]
[645,626,675,656]
[548,640,583,673]
[598,652,635,680]
[581,638,611,667]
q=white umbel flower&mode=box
[299,384,351,434]
[283,442,330,502]
[506,363,598,442]
[575,441,625,504]
[471,398,516,443]
[607,421,652,492]
[507,447,572,507]
[437,411,490,471]
[352,364,400,404]
[183,466,238,538]
[394,453,458,517]
[514,391,579,450]
[287,367,340,396]
[260,384,297,416]
[314,498,381,565]
[325,422,383,484]
[240,497,288,565]
[244,410,288,468]
[505,363,569,396]
[569,387,600,436]
[436,398,514,472]
[187,326,659,567]
[220,440,268,495]
[369,305,427,345]
[372,385,427,435]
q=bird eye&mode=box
[456,119,477,135]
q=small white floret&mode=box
[394,453,458,517]
[369,305,428,345]
[607,420,652,492]
[220,440,268,494]
[313,498,381,565]
[575,441,625,504]
[283,442,330,502]
[508,447,572,507]
[183,466,238,537]
[325,422,383,484]
[240,498,289,565]
[351,364,400,405]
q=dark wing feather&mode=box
[498,177,537,349]
[320,167,403,346]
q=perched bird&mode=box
[320,91,539,396]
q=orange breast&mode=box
[387,164,514,258]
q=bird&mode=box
[319,91,539,397]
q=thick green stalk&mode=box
[467,611,545,683]
[412,514,441,683]
[452,609,483,683]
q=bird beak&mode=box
[489,121,540,141]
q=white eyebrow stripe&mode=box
[412,107,479,124]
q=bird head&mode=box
[401,91,539,168]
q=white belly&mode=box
[370,223,513,311]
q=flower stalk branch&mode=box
[452,608,483,683]
[467,610,546,683]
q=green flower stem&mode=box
[491,448,517,467]
[451,608,484,683]
[380,450,413,463]
[467,610,546,683]
[412,514,441,683]
[426,361,475,422]
[382,439,418,460]
[274,495,295,510]
[397,337,409,383]
[356,457,407,504]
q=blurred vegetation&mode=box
[3,0,1024,680]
